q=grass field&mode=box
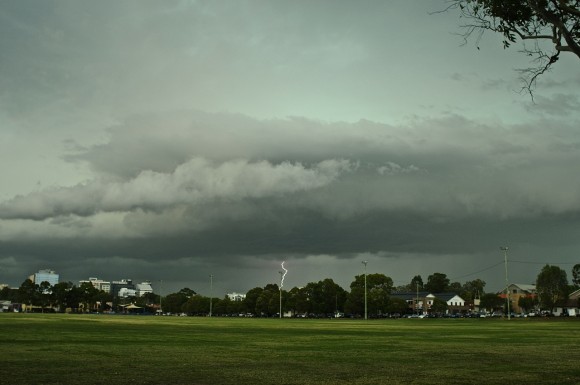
[0,314,579,385]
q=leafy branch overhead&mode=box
[445,0,580,95]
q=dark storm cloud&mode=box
[2,1,579,293]
[2,112,580,252]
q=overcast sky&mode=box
[1,0,579,296]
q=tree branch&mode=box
[556,0,580,18]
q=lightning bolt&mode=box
[280,261,288,288]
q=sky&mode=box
[1,0,579,296]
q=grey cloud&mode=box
[524,93,580,117]
[2,111,578,251]
[59,111,580,222]
[0,157,354,220]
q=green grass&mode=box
[1,314,579,385]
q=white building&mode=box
[118,287,137,298]
[79,277,111,293]
[227,292,246,301]
[135,282,153,297]
[31,269,59,286]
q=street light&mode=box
[159,279,163,315]
[500,247,511,320]
[362,261,368,320]
[209,274,213,317]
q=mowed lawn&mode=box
[1,314,579,385]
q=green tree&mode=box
[302,279,347,315]
[92,290,113,313]
[286,286,309,314]
[386,297,409,315]
[37,281,53,312]
[183,295,209,315]
[572,263,580,287]
[243,287,263,315]
[255,284,279,316]
[163,292,189,314]
[0,286,18,302]
[141,292,160,306]
[178,287,197,297]
[480,293,504,312]
[425,273,450,294]
[536,264,569,311]
[461,279,486,302]
[448,0,580,94]
[410,275,424,291]
[66,286,84,312]
[518,296,538,313]
[78,282,99,312]
[345,273,393,316]
[18,279,38,310]
[449,281,462,295]
[431,298,448,314]
[52,282,73,312]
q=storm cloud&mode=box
[1,1,579,293]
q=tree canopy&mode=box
[572,263,580,287]
[425,273,450,293]
[536,264,569,310]
[447,0,580,93]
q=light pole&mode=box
[362,261,368,320]
[209,274,213,317]
[159,279,163,315]
[416,282,419,315]
[500,247,511,320]
[279,270,284,319]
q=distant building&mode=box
[499,283,537,313]
[110,279,134,298]
[30,269,59,286]
[390,291,468,315]
[227,292,246,302]
[118,287,137,298]
[135,282,153,297]
[79,277,111,293]
[114,281,151,298]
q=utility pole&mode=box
[362,261,368,320]
[209,274,213,317]
[159,279,163,315]
[416,282,419,315]
[500,247,511,320]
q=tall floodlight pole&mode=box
[362,261,368,320]
[416,282,419,315]
[209,274,213,317]
[279,270,284,319]
[159,279,163,315]
[500,247,511,320]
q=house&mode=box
[227,292,246,301]
[390,291,429,314]
[0,300,11,312]
[498,283,537,313]
[435,293,469,314]
[390,292,468,315]
[553,288,580,316]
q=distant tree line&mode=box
[0,279,159,313]
[2,264,578,316]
